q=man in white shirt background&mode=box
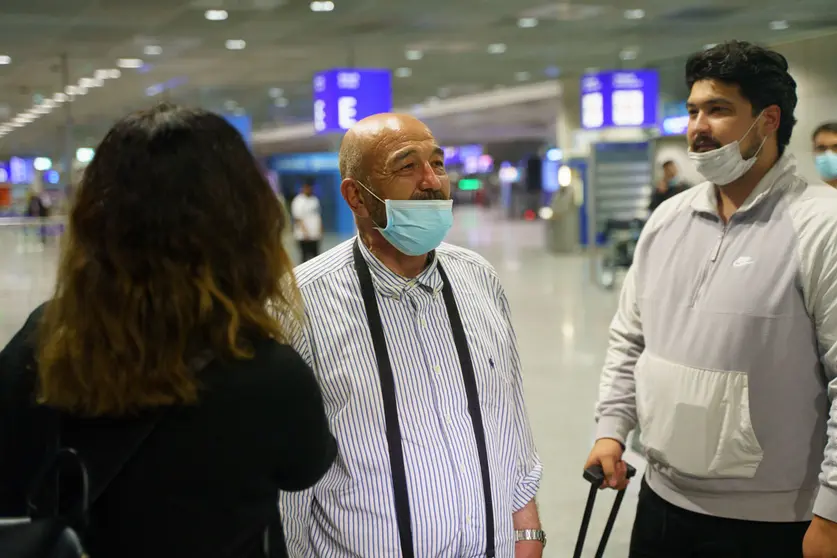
[279,112,544,557]
[290,178,323,263]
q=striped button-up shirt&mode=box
[279,238,542,558]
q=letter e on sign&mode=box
[313,99,327,132]
[338,96,358,130]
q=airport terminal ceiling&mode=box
[0,0,836,156]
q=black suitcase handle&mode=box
[573,462,637,558]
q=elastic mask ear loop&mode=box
[747,113,768,160]
[356,180,387,229]
[356,180,385,204]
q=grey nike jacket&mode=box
[595,153,837,522]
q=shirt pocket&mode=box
[635,352,764,479]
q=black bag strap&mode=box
[438,265,496,558]
[352,240,495,558]
[28,406,165,525]
[353,241,414,558]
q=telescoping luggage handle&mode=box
[573,462,638,558]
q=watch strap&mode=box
[515,528,546,547]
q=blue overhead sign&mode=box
[660,101,689,136]
[312,68,392,134]
[581,69,659,130]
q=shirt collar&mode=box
[690,152,798,217]
[357,237,444,300]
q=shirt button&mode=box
[420,318,427,327]
[445,414,452,425]
[459,463,466,473]
[434,365,442,374]
[465,515,472,525]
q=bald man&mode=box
[278,114,544,558]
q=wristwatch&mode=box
[515,529,547,548]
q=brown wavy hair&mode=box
[37,103,301,416]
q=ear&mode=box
[762,105,782,136]
[341,178,370,218]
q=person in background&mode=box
[648,160,689,212]
[279,113,544,558]
[290,178,323,263]
[0,103,336,558]
[585,41,837,557]
[813,122,837,187]
[25,182,50,246]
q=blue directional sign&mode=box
[313,68,393,134]
[580,69,659,129]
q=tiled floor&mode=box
[0,208,645,557]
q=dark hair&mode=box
[813,122,837,141]
[303,177,315,187]
[685,41,798,154]
[662,160,675,168]
[38,103,301,416]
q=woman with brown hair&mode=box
[0,103,336,557]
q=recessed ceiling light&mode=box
[205,9,228,21]
[79,77,104,88]
[619,48,639,61]
[144,45,163,56]
[225,39,246,50]
[53,92,68,103]
[0,55,11,65]
[624,9,645,20]
[117,58,143,69]
[703,43,718,50]
[224,100,238,111]
[518,17,538,28]
[310,1,334,11]
[515,71,531,82]
[107,69,122,79]
[487,43,507,54]
[405,49,423,61]
[269,87,284,98]
[395,67,412,78]
[770,20,789,30]
[274,97,289,108]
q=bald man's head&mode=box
[338,113,433,181]
[338,112,450,230]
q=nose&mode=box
[418,161,443,190]
[689,110,711,138]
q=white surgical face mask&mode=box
[688,113,767,186]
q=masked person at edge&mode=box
[278,113,545,558]
[585,41,837,558]
[813,122,837,188]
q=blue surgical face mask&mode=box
[815,151,837,181]
[357,181,453,256]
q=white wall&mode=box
[777,34,837,182]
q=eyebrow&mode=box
[687,97,734,109]
[390,146,445,164]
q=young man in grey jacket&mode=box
[585,41,837,557]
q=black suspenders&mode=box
[352,240,496,558]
